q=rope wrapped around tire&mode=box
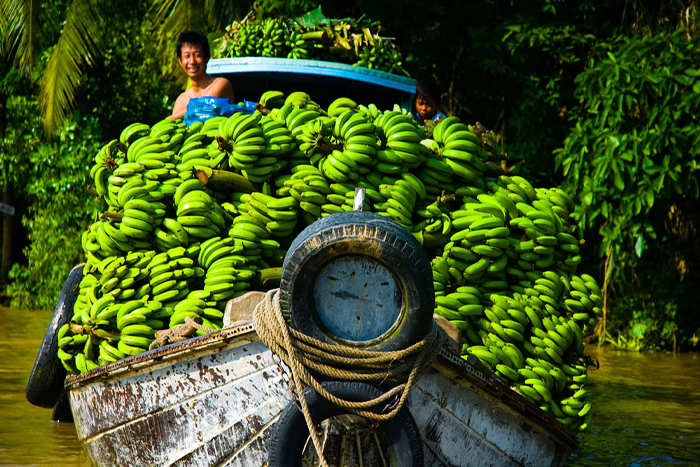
[267,380,424,467]
[26,264,83,409]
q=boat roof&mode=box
[207,57,417,95]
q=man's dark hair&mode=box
[176,30,210,60]
[416,78,441,105]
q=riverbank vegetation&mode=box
[1,0,698,351]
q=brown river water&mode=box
[1,305,699,466]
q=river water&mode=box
[1,305,699,466]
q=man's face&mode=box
[415,94,438,121]
[179,43,208,80]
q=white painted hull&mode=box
[66,323,577,467]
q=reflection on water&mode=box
[0,306,89,466]
[1,306,699,466]
[567,345,700,466]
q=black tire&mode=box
[267,380,424,467]
[26,263,84,409]
[280,211,434,352]
[51,388,74,423]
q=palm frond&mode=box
[162,0,196,40]
[38,0,101,134]
[149,0,181,26]
[150,0,200,76]
[0,0,40,72]
[202,0,244,30]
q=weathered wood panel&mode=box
[407,363,569,467]
[69,332,292,467]
[72,337,273,438]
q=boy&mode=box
[414,78,446,126]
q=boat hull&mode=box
[66,323,576,467]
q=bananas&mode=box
[214,16,407,76]
[74,91,604,434]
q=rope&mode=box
[253,288,443,466]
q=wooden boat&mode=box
[65,210,578,467]
[65,317,577,466]
[65,318,577,467]
[47,61,579,466]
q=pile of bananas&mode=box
[60,90,602,433]
[431,179,602,432]
[353,36,404,74]
[213,13,408,76]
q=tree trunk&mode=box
[0,92,10,281]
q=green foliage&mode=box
[5,105,102,310]
[1,1,178,309]
[556,30,700,350]
[3,0,699,350]
[78,6,182,138]
[0,93,39,192]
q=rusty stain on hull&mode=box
[66,322,577,467]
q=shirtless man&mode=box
[168,30,235,120]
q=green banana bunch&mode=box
[319,109,376,183]
[415,193,454,238]
[217,113,266,176]
[373,178,421,228]
[352,37,406,75]
[279,164,328,224]
[285,105,322,140]
[229,22,261,57]
[216,14,408,74]
[416,153,456,198]
[356,103,382,122]
[295,117,333,164]
[433,116,489,185]
[119,122,150,148]
[375,110,425,170]
[285,29,310,59]
[259,18,286,58]
[327,97,358,118]
[259,90,286,112]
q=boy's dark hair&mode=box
[416,78,441,105]
[176,30,210,60]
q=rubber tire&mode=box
[25,263,84,409]
[267,380,424,467]
[51,388,74,422]
[280,211,434,352]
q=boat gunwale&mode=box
[64,322,259,388]
[65,320,578,451]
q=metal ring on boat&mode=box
[267,380,424,467]
[26,263,84,409]
[279,211,434,352]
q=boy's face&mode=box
[415,94,438,121]
[178,43,208,80]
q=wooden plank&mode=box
[77,356,291,466]
[71,338,274,438]
[408,368,561,467]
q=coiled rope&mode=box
[253,288,443,466]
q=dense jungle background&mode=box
[1,0,699,351]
